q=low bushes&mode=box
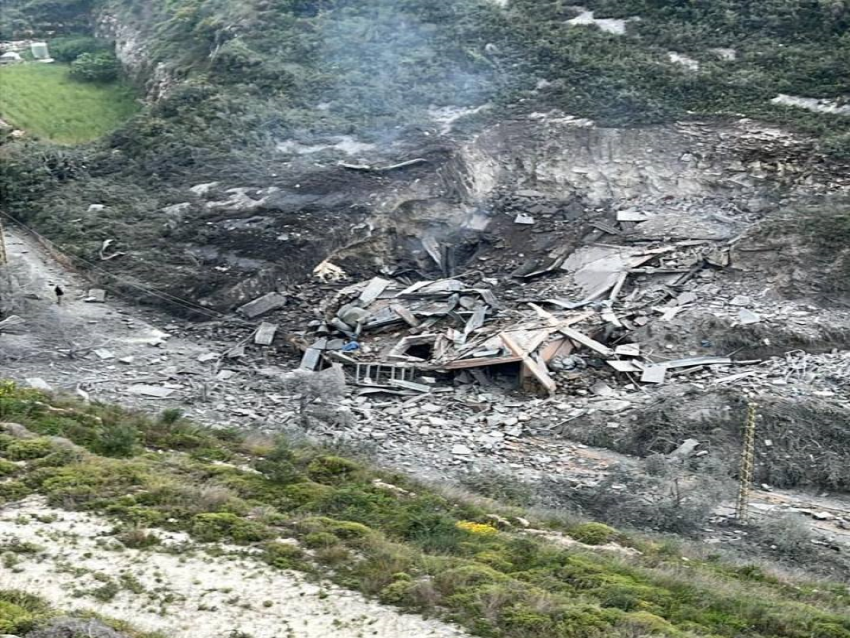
[570,523,617,546]
[1,382,849,638]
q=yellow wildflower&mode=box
[455,520,498,536]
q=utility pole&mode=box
[735,402,758,523]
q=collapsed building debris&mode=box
[285,229,758,396]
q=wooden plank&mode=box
[443,355,523,370]
[663,356,732,369]
[557,326,615,357]
[500,332,556,396]
[540,337,573,363]
[254,322,278,346]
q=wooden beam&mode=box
[443,355,522,370]
[556,326,615,357]
[500,332,556,396]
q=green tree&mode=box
[69,51,120,83]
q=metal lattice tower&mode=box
[0,219,7,266]
[735,402,758,523]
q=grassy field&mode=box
[1,381,849,638]
[0,63,138,144]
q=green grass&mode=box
[1,380,849,638]
[0,63,138,144]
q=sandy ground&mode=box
[0,497,470,638]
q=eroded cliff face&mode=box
[149,113,847,311]
[95,8,175,100]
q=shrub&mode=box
[0,600,35,633]
[570,523,617,546]
[0,480,32,502]
[300,517,373,543]
[0,433,14,452]
[303,532,339,549]
[5,438,53,461]
[379,578,419,605]
[282,481,333,506]
[434,564,509,595]
[753,514,817,561]
[70,52,120,83]
[191,513,274,544]
[256,438,302,485]
[116,528,161,549]
[50,36,110,63]
[159,408,184,425]
[459,470,534,506]
[96,423,138,457]
[307,456,361,485]
[0,460,17,476]
[0,591,51,633]
[263,541,304,569]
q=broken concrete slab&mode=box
[738,308,761,325]
[669,438,701,458]
[388,379,431,393]
[640,365,667,384]
[390,304,420,327]
[591,381,615,397]
[254,322,278,346]
[358,277,392,306]
[300,348,323,371]
[616,210,649,222]
[607,360,640,373]
[128,384,174,399]
[85,288,106,303]
[676,291,697,305]
[25,378,52,391]
[238,292,287,319]
[614,344,640,357]
[514,213,536,225]
[93,349,115,360]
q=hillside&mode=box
[1,382,849,638]
[0,2,849,636]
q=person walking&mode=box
[54,285,65,306]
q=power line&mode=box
[0,210,227,319]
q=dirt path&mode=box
[1,228,235,414]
